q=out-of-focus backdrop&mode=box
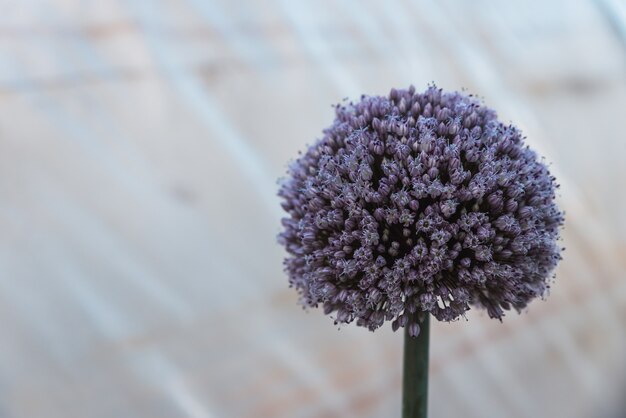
[1,0,626,417]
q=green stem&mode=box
[402,313,430,418]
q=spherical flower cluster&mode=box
[278,85,563,336]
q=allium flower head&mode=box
[278,85,563,336]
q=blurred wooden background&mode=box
[1,0,626,417]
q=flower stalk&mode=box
[277,84,563,416]
[402,314,429,418]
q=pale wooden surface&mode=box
[1,1,626,417]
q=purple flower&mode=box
[278,85,563,335]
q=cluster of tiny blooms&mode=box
[278,86,563,336]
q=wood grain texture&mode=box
[1,0,625,417]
